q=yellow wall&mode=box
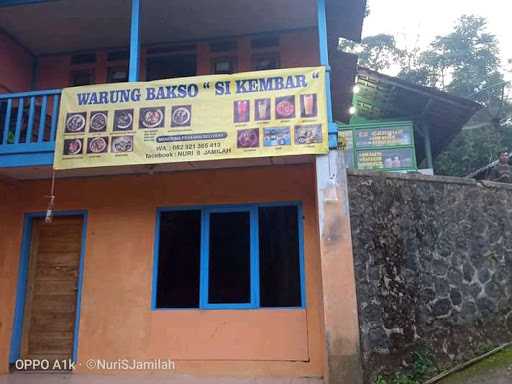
[0,164,325,377]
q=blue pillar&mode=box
[128,0,141,82]
[316,0,337,149]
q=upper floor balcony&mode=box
[0,0,365,176]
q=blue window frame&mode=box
[152,202,305,310]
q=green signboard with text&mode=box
[338,120,417,172]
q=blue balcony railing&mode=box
[0,89,61,167]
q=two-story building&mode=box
[0,0,366,382]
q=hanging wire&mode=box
[44,171,56,224]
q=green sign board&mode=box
[338,120,417,172]
[356,148,416,170]
[354,125,414,148]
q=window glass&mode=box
[107,66,129,83]
[70,69,95,87]
[208,211,251,304]
[146,54,197,81]
[212,57,237,74]
[252,54,280,71]
[157,210,201,308]
[259,206,302,307]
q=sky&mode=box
[363,0,512,80]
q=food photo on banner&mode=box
[53,67,328,170]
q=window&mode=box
[252,53,280,71]
[107,66,129,83]
[259,206,302,307]
[209,40,238,75]
[207,211,251,304]
[156,210,201,308]
[146,54,197,81]
[211,57,237,74]
[70,69,95,87]
[250,34,280,71]
[153,203,304,310]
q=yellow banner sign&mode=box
[53,67,328,170]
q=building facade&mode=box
[0,0,365,382]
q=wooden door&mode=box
[21,216,83,364]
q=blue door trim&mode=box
[9,210,88,364]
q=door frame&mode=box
[9,210,88,365]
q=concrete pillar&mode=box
[315,150,363,384]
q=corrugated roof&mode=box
[354,67,483,160]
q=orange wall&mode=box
[0,32,33,93]
[0,164,325,377]
[35,54,71,91]
[35,28,320,90]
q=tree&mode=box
[434,123,512,176]
[358,15,511,176]
[397,16,505,105]
[339,33,402,72]
[424,16,511,175]
[356,34,402,72]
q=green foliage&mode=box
[434,123,512,176]
[477,342,497,355]
[374,351,435,384]
[426,16,502,105]
[357,34,403,72]
[359,14,511,176]
[439,346,512,384]
[340,33,402,72]
[7,131,15,144]
[396,15,506,107]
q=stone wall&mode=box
[348,171,512,383]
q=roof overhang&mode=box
[326,0,366,45]
[0,0,319,55]
[326,0,366,123]
[354,67,483,160]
